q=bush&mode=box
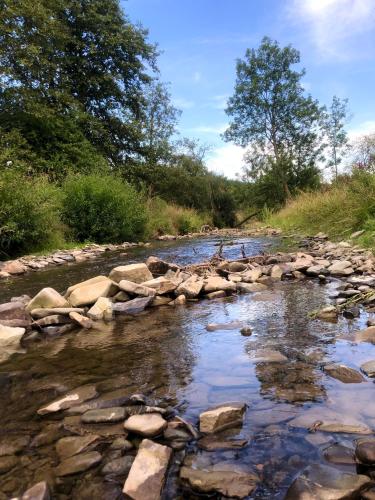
[0,170,63,257]
[62,174,147,243]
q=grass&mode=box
[265,172,375,250]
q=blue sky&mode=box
[125,0,375,178]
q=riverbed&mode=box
[1,235,375,498]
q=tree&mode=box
[224,37,323,204]
[323,96,350,180]
[352,133,375,172]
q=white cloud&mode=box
[206,144,246,179]
[210,94,230,110]
[288,0,375,60]
[188,123,228,134]
[172,97,195,109]
[348,120,375,141]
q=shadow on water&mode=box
[1,236,375,498]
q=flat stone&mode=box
[69,279,117,307]
[41,323,76,336]
[30,307,85,318]
[33,315,72,327]
[56,434,100,460]
[109,263,153,284]
[112,296,153,315]
[26,288,69,312]
[285,464,371,499]
[81,407,127,423]
[123,439,172,500]
[200,402,246,433]
[65,275,109,295]
[176,275,203,298]
[198,436,248,451]
[206,321,243,331]
[205,290,227,299]
[355,326,375,344]
[0,455,18,474]
[118,280,156,297]
[141,277,177,295]
[289,408,372,434]
[101,455,134,476]
[355,439,375,465]
[203,276,236,294]
[180,463,259,498]
[328,260,352,274]
[69,311,93,329]
[124,414,167,437]
[55,451,102,476]
[323,444,355,464]
[324,364,365,383]
[37,384,98,415]
[0,435,29,456]
[63,415,127,438]
[248,349,288,363]
[236,282,268,293]
[0,301,28,321]
[361,360,375,377]
[22,481,50,500]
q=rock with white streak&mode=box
[37,385,98,415]
[22,481,50,500]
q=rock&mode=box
[151,296,173,307]
[228,261,248,272]
[241,269,262,282]
[248,349,288,363]
[118,280,156,297]
[124,413,167,437]
[271,265,284,280]
[26,288,69,312]
[146,256,176,275]
[176,275,203,298]
[173,294,186,305]
[0,435,29,456]
[203,276,236,294]
[362,487,375,500]
[123,439,172,500]
[316,306,338,321]
[141,277,177,295]
[113,291,130,302]
[343,306,360,319]
[41,323,76,336]
[199,402,246,433]
[37,384,98,415]
[240,326,252,336]
[0,325,25,362]
[31,423,63,447]
[355,326,375,344]
[324,364,365,383]
[65,275,109,296]
[306,265,328,276]
[198,436,248,451]
[236,282,267,293]
[87,297,113,320]
[361,360,375,377]
[101,455,134,476]
[33,315,73,327]
[69,311,93,329]
[82,407,127,423]
[112,296,153,315]
[0,301,28,321]
[206,321,243,331]
[285,464,371,499]
[180,463,259,498]
[3,260,27,275]
[69,278,117,307]
[351,230,365,239]
[109,263,153,284]
[205,290,226,299]
[288,408,372,434]
[110,437,133,451]
[56,434,99,460]
[22,481,50,500]
[55,451,102,476]
[323,444,355,464]
[0,455,18,474]
[328,260,354,276]
[30,307,85,318]
[355,439,375,465]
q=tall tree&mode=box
[323,96,350,180]
[224,37,323,203]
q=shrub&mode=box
[62,174,147,243]
[0,170,63,257]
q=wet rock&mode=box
[110,437,133,451]
[109,263,153,284]
[173,294,186,305]
[37,384,98,415]
[0,435,29,456]
[22,481,50,500]
[33,315,72,327]
[180,462,259,498]
[101,455,134,476]
[41,323,76,336]
[203,276,236,294]
[69,311,93,329]
[198,435,248,451]
[361,360,375,377]
[31,423,63,447]
[343,306,360,319]
[68,278,118,307]
[355,439,375,465]
[206,321,243,331]
[63,415,127,438]
[205,290,226,299]
[199,402,246,433]
[0,301,28,321]
[275,384,325,403]
[316,306,338,321]
[56,434,100,460]
[289,408,372,434]
[87,297,113,320]
[240,326,252,336]
[0,455,18,474]
[285,464,371,499]
[68,388,132,412]
[163,423,191,442]
[236,282,267,293]
[248,349,288,363]
[124,414,167,437]
[324,363,365,383]
[30,307,85,318]
[241,268,262,282]
[355,326,375,344]
[55,450,102,476]
[112,296,153,315]
[176,275,203,298]
[323,444,355,464]
[123,439,172,500]
[146,256,177,275]
[141,277,177,295]
[151,295,173,306]
[81,407,127,423]
[0,325,25,362]
[26,288,69,312]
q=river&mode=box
[0,235,374,499]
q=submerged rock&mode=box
[21,481,50,500]
[37,384,98,415]
[101,455,134,476]
[55,450,102,476]
[198,435,248,451]
[199,402,246,433]
[55,434,100,460]
[355,438,375,465]
[81,407,127,423]
[323,444,355,464]
[248,349,288,363]
[289,408,372,434]
[0,435,29,456]
[324,363,365,383]
[124,413,167,437]
[123,439,172,500]
[0,455,18,474]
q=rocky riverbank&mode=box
[2,231,375,498]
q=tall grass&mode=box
[267,172,375,247]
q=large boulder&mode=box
[176,275,203,299]
[123,439,172,500]
[109,264,153,284]
[0,325,25,363]
[69,279,118,307]
[26,288,69,312]
[285,464,371,499]
[124,414,167,437]
[65,276,108,297]
[199,402,246,433]
[203,277,236,294]
[2,260,27,275]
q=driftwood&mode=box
[234,211,260,228]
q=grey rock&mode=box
[81,407,127,423]
[361,360,375,377]
[112,296,153,315]
[101,455,134,476]
[55,451,102,476]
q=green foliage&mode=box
[0,171,63,257]
[62,174,147,243]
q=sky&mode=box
[124,0,375,179]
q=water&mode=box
[1,236,375,499]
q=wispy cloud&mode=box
[288,0,375,60]
[206,144,246,179]
[210,94,230,110]
[188,123,228,134]
[172,97,195,109]
[348,120,375,141]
